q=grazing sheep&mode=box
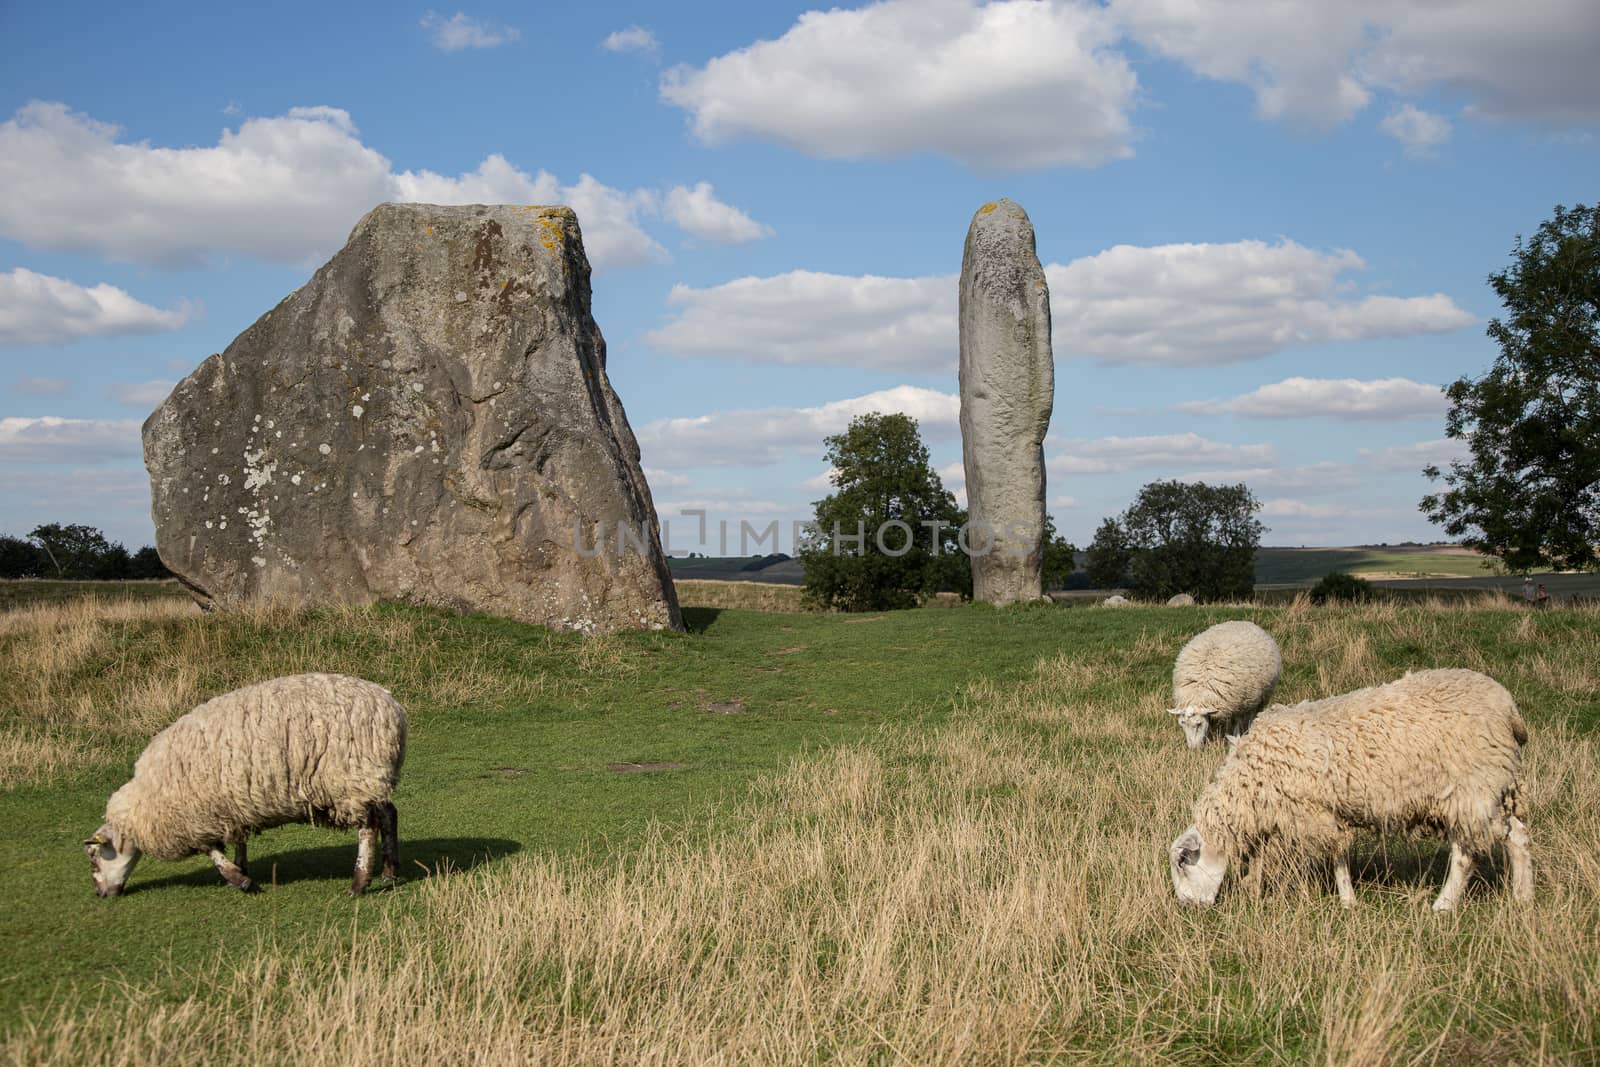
[1102,595,1130,607]
[84,673,405,897]
[1168,621,1281,747]
[1169,669,1532,911]
[1166,593,1196,607]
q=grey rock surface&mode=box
[1102,595,1130,607]
[1167,593,1196,606]
[144,202,682,634]
[958,199,1054,605]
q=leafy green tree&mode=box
[1039,515,1078,591]
[1090,481,1264,601]
[1423,204,1600,572]
[29,523,122,579]
[128,546,172,580]
[1309,571,1375,604]
[799,413,968,611]
[0,535,47,579]
[1085,517,1132,590]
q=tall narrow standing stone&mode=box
[143,203,682,634]
[959,199,1054,605]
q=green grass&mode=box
[0,599,1114,1029]
[0,578,190,609]
[5,594,1600,1061]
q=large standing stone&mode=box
[143,203,682,634]
[958,199,1054,605]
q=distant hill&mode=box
[668,544,1499,589]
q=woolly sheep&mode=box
[85,673,406,897]
[1169,668,1532,911]
[1168,620,1281,748]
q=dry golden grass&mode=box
[7,599,1600,1063]
[0,597,565,790]
[673,579,812,613]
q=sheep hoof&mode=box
[236,877,254,893]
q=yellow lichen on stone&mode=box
[978,202,998,215]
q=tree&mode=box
[1085,517,1131,590]
[1422,203,1600,572]
[799,413,968,611]
[28,523,120,579]
[1039,515,1078,591]
[128,546,172,580]
[1089,481,1265,601]
[0,535,46,579]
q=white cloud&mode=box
[636,386,960,470]
[1110,0,1600,128]
[661,0,1137,171]
[0,416,141,464]
[421,11,519,51]
[1379,104,1452,157]
[648,240,1469,370]
[1051,495,1079,508]
[1260,498,1356,520]
[602,26,658,54]
[663,183,772,243]
[647,271,954,370]
[1177,377,1447,419]
[109,380,177,409]
[1047,241,1473,366]
[1360,437,1470,472]
[0,102,730,272]
[1047,432,1275,475]
[0,268,194,345]
[642,466,692,490]
[1180,462,1361,495]
[12,377,68,396]
[655,497,792,515]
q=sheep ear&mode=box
[1171,827,1203,867]
[1166,707,1186,717]
[83,824,113,849]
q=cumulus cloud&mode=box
[1177,377,1447,419]
[1259,498,1356,520]
[12,377,68,395]
[0,268,194,345]
[1360,437,1470,472]
[636,386,960,470]
[1047,432,1275,475]
[0,416,141,463]
[647,271,954,370]
[0,102,759,272]
[1047,241,1473,365]
[602,26,658,54]
[1379,104,1452,157]
[109,379,177,408]
[1110,0,1600,128]
[663,183,773,243]
[421,11,519,51]
[648,240,1469,370]
[1180,462,1361,495]
[661,0,1137,171]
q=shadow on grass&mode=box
[681,607,723,633]
[129,836,521,894]
[1350,842,1514,899]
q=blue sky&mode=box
[2,1,1597,553]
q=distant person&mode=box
[1536,583,1552,607]
[1523,576,1535,605]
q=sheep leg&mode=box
[1333,856,1356,907]
[350,819,380,895]
[378,801,399,883]
[1432,843,1475,912]
[233,839,249,880]
[1505,814,1534,903]
[208,846,253,892]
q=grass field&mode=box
[3,593,1599,1063]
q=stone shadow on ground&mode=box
[129,836,522,893]
[680,608,723,634]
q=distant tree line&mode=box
[0,524,171,580]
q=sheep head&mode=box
[1169,826,1226,906]
[1168,706,1216,748]
[84,823,141,898]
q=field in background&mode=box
[3,592,1599,1062]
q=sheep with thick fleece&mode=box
[1168,620,1281,747]
[85,673,405,897]
[1169,668,1532,911]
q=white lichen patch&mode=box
[318,443,332,455]
[411,381,424,393]
[251,555,267,568]
[352,405,364,419]
[290,473,302,486]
